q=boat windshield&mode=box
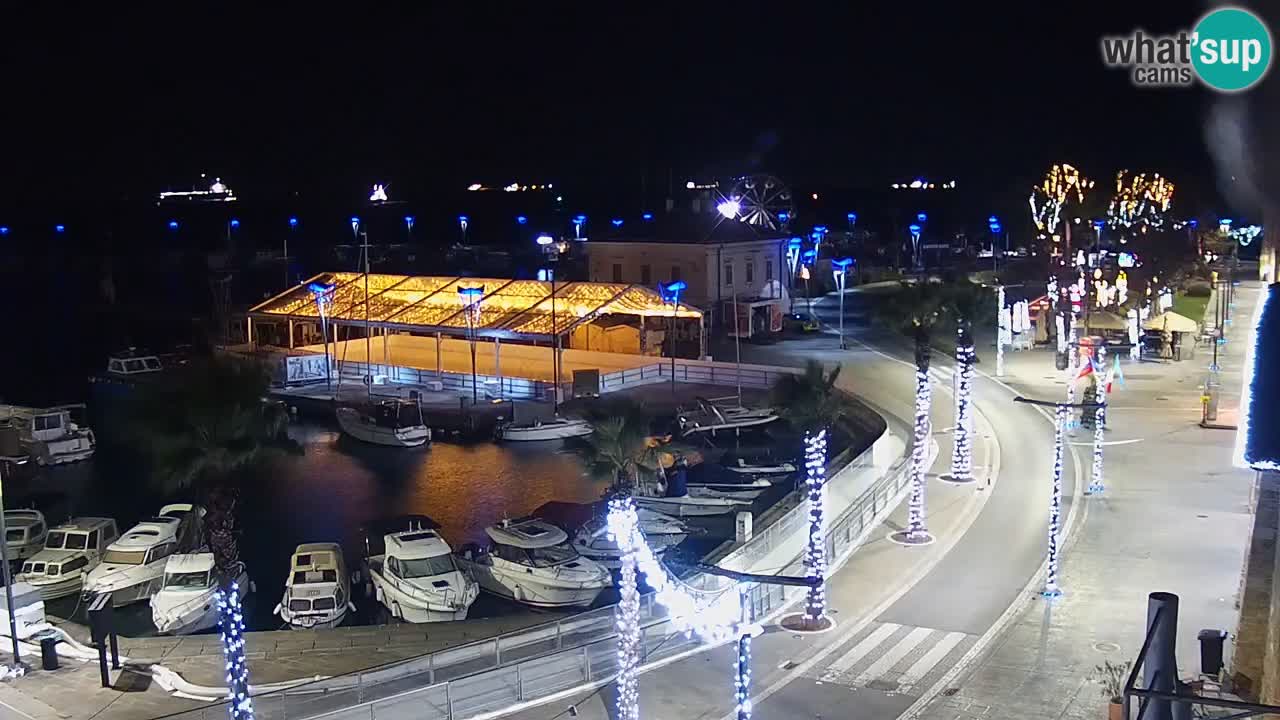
[5,529,24,543]
[45,531,66,549]
[102,549,146,565]
[65,533,88,550]
[528,543,579,568]
[399,555,456,578]
[164,571,210,589]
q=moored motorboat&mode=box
[3,510,48,563]
[337,399,431,447]
[685,477,771,501]
[150,553,251,635]
[456,518,611,608]
[83,504,206,606]
[17,517,119,600]
[499,416,593,442]
[572,508,691,569]
[276,543,353,629]
[723,458,796,475]
[366,527,478,623]
[678,398,778,437]
[634,461,751,517]
[0,405,96,465]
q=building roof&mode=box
[251,272,701,340]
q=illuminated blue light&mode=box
[789,237,803,249]
[612,218,624,227]
[916,212,928,223]
[909,223,922,234]
[778,211,790,222]
[458,215,469,223]
[458,286,485,301]
[574,214,587,224]
[847,212,857,223]
[516,215,528,225]
[230,219,240,229]
[802,249,817,265]
[55,225,65,233]
[642,212,654,221]
[1188,219,1199,229]
[168,220,179,230]
[404,216,415,229]
[0,227,8,235]
[832,257,853,271]
[289,217,298,228]
[1092,219,1104,230]
[988,215,999,224]
[350,216,360,225]
[813,225,828,234]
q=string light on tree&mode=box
[802,430,829,622]
[217,583,255,720]
[614,519,642,720]
[946,324,976,483]
[893,337,935,545]
[1029,164,1093,264]
[734,586,755,720]
[1106,171,1175,230]
[1046,404,1066,597]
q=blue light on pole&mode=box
[990,223,1002,235]
[289,216,298,228]
[516,215,528,225]
[230,218,240,229]
[536,233,555,246]
[988,215,999,225]
[0,226,9,235]
[642,212,654,221]
[168,220,179,230]
[778,211,790,223]
[813,225,828,235]
[909,223,922,235]
[661,280,687,304]
[55,224,65,234]
[350,216,360,235]
[802,249,817,266]
[847,212,858,226]
[1092,219,1104,231]
[916,212,928,224]
[612,218,624,227]
[405,215,415,232]
[1188,219,1199,229]
[832,257,853,274]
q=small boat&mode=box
[366,527,478,623]
[456,518,611,609]
[337,399,431,447]
[4,510,49,563]
[150,553,250,635]
[685,477,772,501]
[0,405,96,465]
[275,543,353,630]
[83,504,206,606]
[724,458,797,476]
[678,398,779,437]
[499,416,593,442]
[572,509,691,569]
[634,462,751,517]
[17,517,119,600]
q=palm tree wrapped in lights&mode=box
[943,281,989,484]
[128,356,299,720]
[771,360,844,628]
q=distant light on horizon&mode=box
[517,215,528,225]
[230,218,240,228]
[289,217,298,228]
[686,181,695,189]
[55,224,65,233]
[536,233,555,246]
[612,218,624,227]
[642,212,654,221]
[168,220,179,230]
[467,183,483,191]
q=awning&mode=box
[1143,311,1199,333]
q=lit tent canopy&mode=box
[250,273,702,341]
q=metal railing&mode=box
[600,358,798,393]
[160,433,911,720]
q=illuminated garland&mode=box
[1045,405,1066,598]
[907,367,932,540]
[615,534,641,720]
[217,584,254,720]
[949,325,975,481]
[1127,309,1140,361]
[996,286,1007,377]
[734,587,753,720]
[803,430,828,619]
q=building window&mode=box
[612,263,623,283]
[671,265,682,282]
[724,262,734,286]
[640,264,651,284]
[745,260,754,284]
[765,259,774,282]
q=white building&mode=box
[585,218,789,337]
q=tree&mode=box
[873,280,947,544]
[771,359,844,626]
[944,281,990,483]
[576,398,658,493]
[129,354,298,719]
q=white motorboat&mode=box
[17,517,119,600]
[724,458,797,476]
[151,553,250,635]
[686,477,772,501]
[275,543,353,630]
[678,399,779,437]
[456,518,611,609]
[337,399,431,447]
[83,504,206,606]
[633,463,750,517]
[367,529,478,623]
[499,417,593,442]
[0,405,96,465]
[4,510,48,563]
[572,509,691,569]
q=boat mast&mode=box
[362,228,372,403]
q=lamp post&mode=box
[1013,395,1101,597]
[287,216,299,286]
[458,286,484,403]
[405,215,415,242]
[832,258,853,350]
[988,216,1003,276]
[537,234,560,411]
[662,281,687,399]
[308,282,335,391]
[908,223,923,271]
[458,215,469,244]
[801,249,817,320]
[811,225,828,259]
[786,238,803,314]
[573,214,586,240]
[0,455,27,669]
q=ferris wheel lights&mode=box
[717,200,740,219]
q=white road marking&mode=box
[819,623,901,680]
[895,631,967,691]
[853,626,934,685]
[1067,438,1144,446]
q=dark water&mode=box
[20,420,608,632]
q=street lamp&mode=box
[988,216,1003,275]
[404,215,415,238]
[908,223,922,270]
[350,216,360,239]
[661,280,687,399]
[308,282,335,390]
[786,238,803,314]
[832,258,853,349]
[537,234,561,411]
[801,249,817,320]
[458,215,469,244]
[573,214,586,239]
[811,225,828,257]
[168,220,180,231]
[0,455,28,669]
[457,286,485,403]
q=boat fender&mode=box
[272,602,282,615]
[347,601,357,613]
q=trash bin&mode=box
[39,637,58,671]
[1198,629,1227,676]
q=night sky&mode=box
[2,2,1225,215]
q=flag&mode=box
[1075,360,1094,382]
[1108,354,1125,394]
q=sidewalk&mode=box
[912,284,1260,720]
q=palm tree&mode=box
[874,280,947,543]
[771,360,844,626]
[945,281,990,483]
[129,354,297,710]
[575,398,658,494]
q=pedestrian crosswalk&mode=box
[817,622,976,694]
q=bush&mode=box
[1184,280,1211,297]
